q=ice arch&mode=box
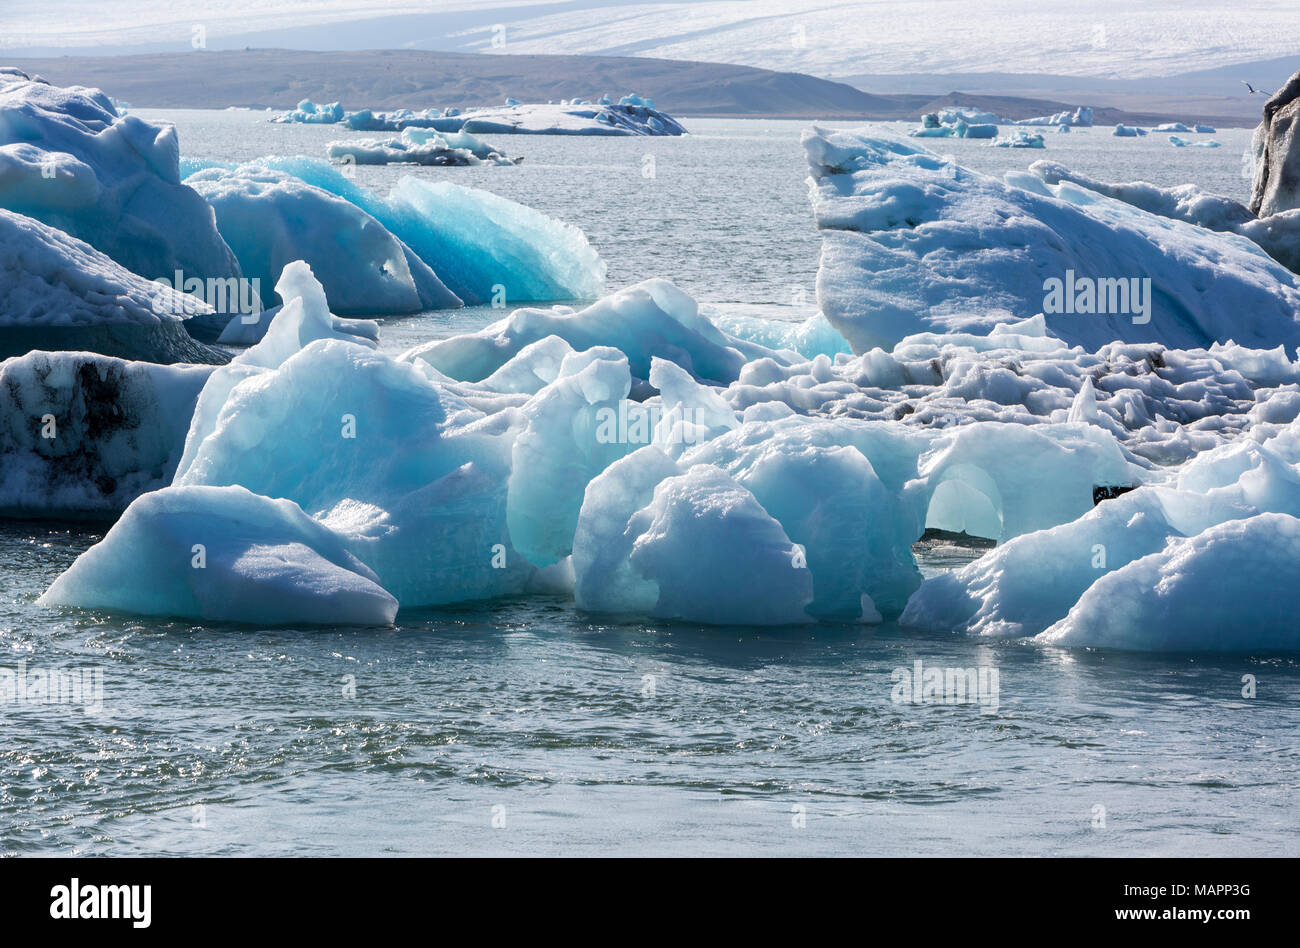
[923,463,1005,541]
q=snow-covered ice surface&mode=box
[0,208,227,364]
[341,102,686,137]
[14,2,1300,82]
[0,70,238,282]
[325,129,516,166]
[804,126,1300,354]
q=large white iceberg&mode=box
[0,208,227,364]
[804,126,1300,353]
[0,70,238,282]
[342,101,686,137]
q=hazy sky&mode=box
[3,1,1296,79]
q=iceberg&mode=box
[34,255,1300,637]
[40,485,398,626]
[1017,107,1092,127]
[909,113,998,140]
[326,129,516,166]
[990,131,1045,148]
[0,208,228,364]
[1112,124,1148,137]
[803,126,1300,353]
[403,279,781,386]
[270,100,344,124]
[186,157,603,306]
[1037,513,1300,651]
[183,156,602,306]
[0,350,214,515]
[186,163,461,314]
[339,101,685,136]
[1169,135,1221,148]
[0,70,239,282]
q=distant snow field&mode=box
[5,1,1300,80]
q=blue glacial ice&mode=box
[40,484,398,626]
[185,157,604,306]
[270,99,344,124]
[404,279,778,385]
[0,70,238,282]
[34,256,1300,643]
[186,163,461,314]
[338,100,685,136]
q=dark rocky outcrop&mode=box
[1250,69,1300,217]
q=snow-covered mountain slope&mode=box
[7,1,1300,81]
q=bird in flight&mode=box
[1242,81,1270,96]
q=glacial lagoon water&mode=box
[3,113,1297,856]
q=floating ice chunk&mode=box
[901,488,1180,637]
[0,208,227,364]
[186,163,461,314]
[270,100,344,124]
[40,485,397,626]
[627,465,814,625]
[342,108,461,132]
[1169,135,1221,148]
[1154,122,1192,132]
[0,70,239,281]
[381,176,604,304]
[506,348,638,567]
[1036,513,1300,651]
[572,446,683,614]
[991,131,1045,148]
[0,351,215,515]
[1112,124,1147,137]
[326,128,516,166]
[803,126,1300,353]
[343,101,684,136]
[1018,107,1091,127]
[683,418,922,618]
[405,279,771,385]
[177,318,533,606]
[184,156,603,305]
